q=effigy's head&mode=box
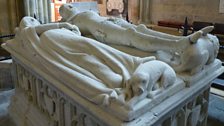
[128,73,149,96]
[19,16,40,29]
[59,4,79,20]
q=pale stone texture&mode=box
[6,61,223,126]
[2,5,224,125]
[3,15,224,126]
[6,16,180,112]
[59,5,219,75]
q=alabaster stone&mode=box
[2,16,181,112]
[120,60,176,110]
[7,59,223,126]
[59,4,219,75]
[2,5,224,126]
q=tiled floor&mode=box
[0,90,224,126]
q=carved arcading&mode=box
[14,62,101,126]
[106,0,124,13]
[160,88,209,126]
[12,60,210,126]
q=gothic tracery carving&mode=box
[106,0,124,13]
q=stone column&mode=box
[37,0,44,23]
[139,0,151,24]
[23,0,51,24]
[29,0,36,17]
[47,0,52,23]
[23,0,30,16]
[43,0,49,23]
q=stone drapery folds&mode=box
[3,16,177,110]
[59,4,219,75]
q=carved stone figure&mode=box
[3,9,224,126]
[4,16,177,109]
[121,60,176,110]
[18,16,80,35]
[59,4,219,74]
[129,60,176,98]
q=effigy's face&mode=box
[59,4,79,20]
[20,17,40,29]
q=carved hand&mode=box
[59,22,81,35]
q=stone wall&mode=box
[150,0,224,24]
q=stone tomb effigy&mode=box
[2,4,224,126]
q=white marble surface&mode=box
[1,89,224,126]
[60,4,219,75]
[1,6,223,125]
[2,16,185,119]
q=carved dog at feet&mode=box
[122,60,176,110]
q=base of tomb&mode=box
[8,55,224,126]
[7,77,216,126]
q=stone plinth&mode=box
[2,13,224,126]
[7,55,224,126]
